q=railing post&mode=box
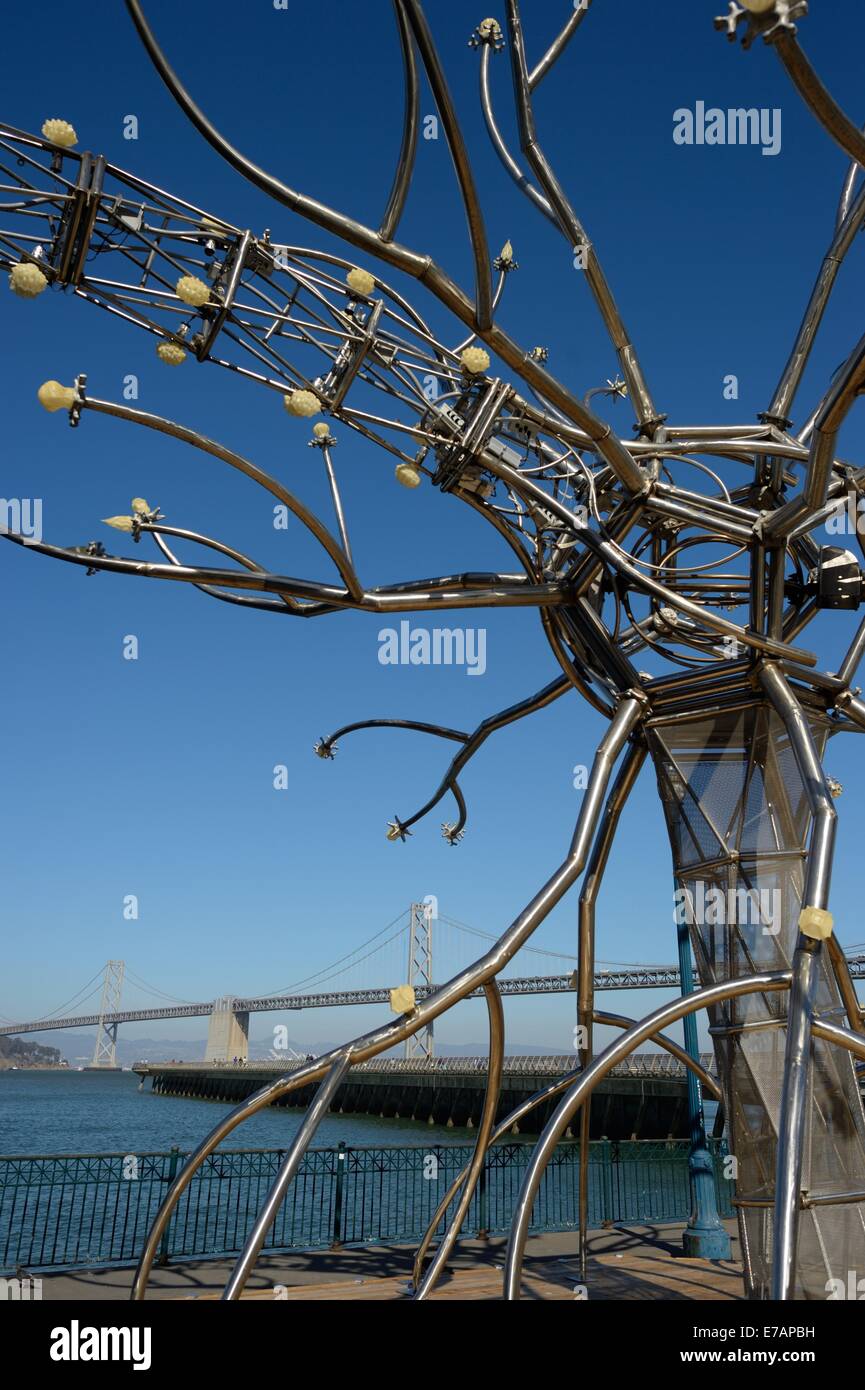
[600,1138,614,1223]
[330,1141,346,1250]
[477,1150,489,1241]
[676,918,732,1260]
[157,1147,180,1267]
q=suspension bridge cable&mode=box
[28,970,108,1020]
[265,923,411,993]
[439,914,674,970]
[123,968,193,1005]
[438,914,577,962]
[254,907,410,996]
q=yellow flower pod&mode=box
[41,119,77,147]
[156,341,186,365]
[175,275,211,308]
[346,266,375,297]
[395,463,421,489]
[284,389,321,418]
[10,263,48,298]
[460,346,490,375]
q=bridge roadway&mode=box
[4,955,864,1038]
[0,968,683,1036]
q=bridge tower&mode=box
[205,996,250,1062]
[87,960,125,1070]
[405,902,434,1059]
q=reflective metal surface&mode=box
[4,0,865,1301]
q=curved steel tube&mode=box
[222,1053,351,1300]
[320,446,353,565]
[478,46,555,224]
[379,0,419,242]
[504,0,659,435]
[835,144,863,231]
[451,268,507,355]
[485,453,816,667]
[763,326,865,542]
[400,0,493,330]
[82,395,362,600]
[775,33,865,175]
[768,179,865,427]
[503,970,792,1299]
[812,1017,865,1063]
[528,0,593,90]
[577,740,647,1279]
[129,695,643,1297]
[760,663,837,1302]
[322,718,469,751]
[148,527,299,615]
[594,1013,721,1103]
[413,982,504,1299]
[397,675,572,834]
[411,1006,721,1293]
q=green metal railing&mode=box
[0,1140,733,1273]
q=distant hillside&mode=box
[21,1031,573,1067]
[0,1034,62,1069]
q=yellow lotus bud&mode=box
[395,463,421,489]
[156,341,186,365]
[102,516,135,533]
[131,498,152,515]
[499,240,513,264]
[742,0,775,11]
[312,422,331,439]
[478,18,501,39]
[41,119,77,148]
[460,346,490,375]
[284,389,321,418]
[346,266,375,297]
[10,262,48,298]
[175,274,211,307]
[37,380,76,413]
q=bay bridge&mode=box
[3,904,864,1069]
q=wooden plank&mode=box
[185,1251,744,1301]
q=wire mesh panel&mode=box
[651,703,865,1299]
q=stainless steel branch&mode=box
[222,1053,351,1300]
[400,0,493,329]
[504,0,660,435]
[528,0,593,90]
[759,663,836,1302]
[774,32,865,173]
[762,328,865,541]
[413,981,504,1299]
[379,0,420,242]
[503,970,792,1300]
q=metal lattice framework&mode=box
[5,0,865,1301]
[88,960,125,1069]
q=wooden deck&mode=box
[189,1249,744,1301]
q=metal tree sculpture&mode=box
[4,0,865,1301]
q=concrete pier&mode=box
[133,1054,699,1138]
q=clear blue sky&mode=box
[3,1,865,1053]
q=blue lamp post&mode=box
[677,910,731,1260]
